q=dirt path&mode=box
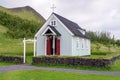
[0,64,120,75]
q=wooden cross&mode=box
[51,4,56,12]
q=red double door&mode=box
[46,37,60,55]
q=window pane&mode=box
[76,38,79,49]
[51,21,54,25]
[51,21,56,26]
[54,21,56,25]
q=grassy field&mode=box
[91,42,120,55]
[0,24,33,64]
[0,70,120,80]
[0,24,33,56]
[0,37,33,56]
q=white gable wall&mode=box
[35,14,73,37]
[35,14,55,56]
[72,36,91,56]
[36,14,73,56]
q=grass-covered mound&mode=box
[91,42,120,59]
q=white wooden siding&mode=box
[72,37,90,56]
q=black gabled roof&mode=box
[53,13,90,39]
[48,25,61,36]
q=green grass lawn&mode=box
[0,62,15,66]
[0,37,34,56]
[0,70,120,80]
[0,36,34,56]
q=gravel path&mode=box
[0,64,120,75]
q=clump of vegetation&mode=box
[87,31,115,45]
[116,40,120,46]
[0,11,44,38]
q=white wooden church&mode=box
[35,13,91,56]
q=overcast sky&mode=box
[0,0,120,39]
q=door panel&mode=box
[46,39,51,55]
[56,38,60,55]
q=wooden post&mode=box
[45,37,47,55]
[23,38,26,63]
[53,35,55,55]
[23,38,37,63]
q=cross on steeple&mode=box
[51,4,56,12]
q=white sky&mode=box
[0,0,120,39]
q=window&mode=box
[76,38,80,49]
[86,40,89,49]
[78,29,85,35]
[82,39,84,49]
[51,20,56,26]
[86,40,88,49]
[84,39,88,49]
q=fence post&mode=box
[23,38,26,63]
